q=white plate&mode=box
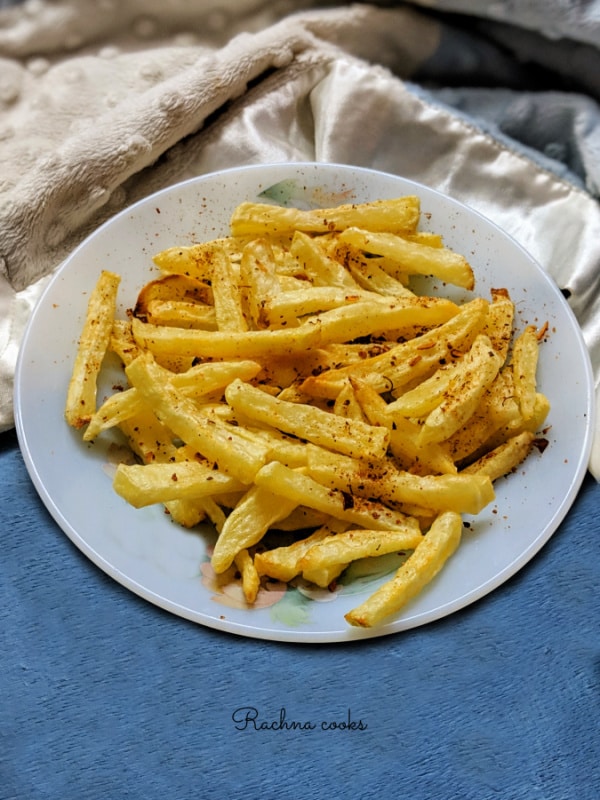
[14,163,595,643]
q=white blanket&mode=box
[1,0,599,473]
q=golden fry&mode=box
[65,270,121,429]
[254,523,345,582]
[131,315,321,361]
[211,484,297,573]
[234,549,261,604]
[299,527,424,588]
[113,460,245,508]
[225,378,390,461]
[345,511,463,627]
[230,196,421,237]
[462,431,536,482]
[338,227,475,290]
[512,324,540,422]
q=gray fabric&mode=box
[1,0,599,472]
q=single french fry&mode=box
[512,324,539,422]
[152,238,246,281]
[131,315,321,361]
[299,527,424,588]
[385,355,465,418]
[211,484,297,573]
[225,378,389,461]
[211,245,248,332]
[254,461,420,531]
[230,196,421,237]
[84,387,146,441]
[142,300,217,330]
[309,296,459,346]
[65,270,121,428]
[339,227,475,290]
[254,522,347,582]
[462,430,536,481]
[234,549,261,604]
[263,286,375,329]
[163,498,207,529]
[134,273,213,320]
[113,460,245,508]
[345,511,463,627]
[239,238,281,329]
[306,448,494,516]
[483,288,514,360]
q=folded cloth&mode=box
[1,0,599,474]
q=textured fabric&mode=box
[1,427,598,799]
[1,0,599,476]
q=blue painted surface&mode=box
[1,427,598,799]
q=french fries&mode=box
[65,270,121,429]
[65,194,551,629]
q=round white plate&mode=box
[14,162,595,643]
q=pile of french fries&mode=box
[65,194,550,628]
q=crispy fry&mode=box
[230,196,421,237]
[254,461,420,531]
[338,227,475,290]
[225,378,390,461]
[65,270,121,428]
[254,522,346,582]
[345,510,463,627]
[211,245,248,332]
[153,238,246,281]
[211,485,297,573]
[462,431,536,481]
[299,526,424,588]
[131,314,321,361]
[234,549,261,604]
[113,460,245,508]
[512,324,540,422]
[239,238,281,329]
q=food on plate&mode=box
[65,194,550,628]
